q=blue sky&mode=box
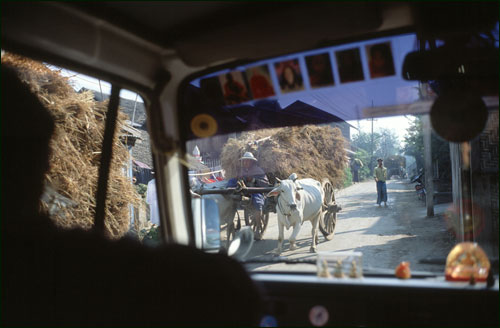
[48,66,143,103]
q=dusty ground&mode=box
[239,179,456,273]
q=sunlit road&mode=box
[243,179,455,273]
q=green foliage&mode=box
[139,225,161,246]
[343,166,353,188]
[402,115,451,180]
[354,148,372,181]
[376,128,401,159]
[135,183,147,198]
[352,131,379,172]
[352,131,379,155]
[403,116,424,170]
[352,128,401,174]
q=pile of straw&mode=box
[3,53,139,238]
[221,125,347,188]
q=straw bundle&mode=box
[221,125,347,188]
[2,53,139,238]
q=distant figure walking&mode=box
[351,158,363,183]
[374,158,388,207]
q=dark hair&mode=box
[336,49,364,82]
[306,53,334,87]
[370,43,391,59]
[225,73,243,95]
[369,43,395,75]
[279,64,302,90]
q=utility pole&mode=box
[131,93,139,125]
[422,115,434,217]
[371,117,374,151]
[369,101,377,173]
[460,142,474,241]
[98,79,104,101]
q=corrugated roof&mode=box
[133,159,151,169]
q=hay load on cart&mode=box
[2,53,139,239]
[221,125,347,188]
[200,125,346,243]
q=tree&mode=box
[352,129,401,177]
[402,115,452,182]
[351,131,380,155]
[376,128,401,159]
[403,116,424,171]
[352,131,379,174]
[354,148,372,181]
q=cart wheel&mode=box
[319,179,337,240]
[244,210,250,226]
[319,210,337,240]
[226,210,240,249]
[322,179,335,207]
[250,211,269,241]
[226,219,237,249]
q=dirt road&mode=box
[244,179,456,273]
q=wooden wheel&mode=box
[225,209,241,249]
[244,210,250,226]
[248,210,269,241]
[226,219,237,249]
[319,179,338,240]
[322,178,335,207]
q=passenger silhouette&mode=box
[1,64,262,326]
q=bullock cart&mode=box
[195,177,341,247]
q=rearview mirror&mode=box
[402,46,498,82]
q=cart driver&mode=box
[227,152,269,239]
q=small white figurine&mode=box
[318,259,332,278]
[334,260,344,278]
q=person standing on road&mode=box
[374,158,388,207]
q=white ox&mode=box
[267,174,324,254]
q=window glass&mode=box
[183,32,499,274]
[3,52,158,244]
[117,92,160,246]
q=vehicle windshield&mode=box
[182,32,499,275]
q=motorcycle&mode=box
[411,170,426,202]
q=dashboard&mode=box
[252,273,499,326]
